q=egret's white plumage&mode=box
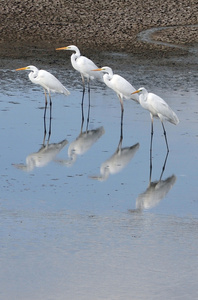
[16,65,70,118]
[133,87,179,124]
[56,45,103,88]
[132,87,179,151]
[93,66,139,111]
[16,65,70,96]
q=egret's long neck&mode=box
[71,50,81,70]
[71,53,78,63]
[74,47,81,57]
[103,72,113,86]
[71,47,81,61]
[106,68,113,78]
[139,91,148,108]
[28,69,38,84]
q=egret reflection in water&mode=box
[56,104,105,167]
[134,153,176,211]
[13,117,68,172]
[136,174,176,211]
[90,115,139,181]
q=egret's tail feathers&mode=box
[160,109,179,125]
[170,112,179,125]
[63,86,70,96]
[173,116,179,125]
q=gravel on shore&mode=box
[0,0,197,57]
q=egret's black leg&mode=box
[44,89,48,120]
[43,90,48,141]
[160,150,169,180]
[81,75,85,106]
[48,111,52,143]
[149,118,154,183]
[43,114,47,145]
[161,121,169,152]
[49,92,52,138]
[117,109,124,152]
[86,104,91,133]
[86,79,91,130]
[80,103,85,133]
[81,89,85,107]
[120,109,124,141]
[88,78,90,94]
[119,95,124,113]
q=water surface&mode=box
[0,48,198,300]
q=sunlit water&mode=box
[0,49,198,300]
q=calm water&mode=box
[0,48,198,300]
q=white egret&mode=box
[16,65,70,118]
[132,87,179,151]
[56,45,103,102]
[93,66,139,112]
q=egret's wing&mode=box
[76,56,103,80]
[148,93,179,124]
[110,74,138,101]
[38,70,70,95]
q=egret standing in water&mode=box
[16,65,70,119]
[93,66,139,126]
[56,45,103,105]
[93,66,139,112]
[132,87,179,152]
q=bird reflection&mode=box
[13,117,68,172]
[56,104,105,167]
[136,174,176,211]
[135,153,176,211]
[90,115,139,181]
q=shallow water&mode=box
[0,48,198,300]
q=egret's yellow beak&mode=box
[131,90,140,95]
[92,68,102,71]
[56,46,68,50]
[16,67,28,71]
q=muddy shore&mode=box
[1,0,197,58]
